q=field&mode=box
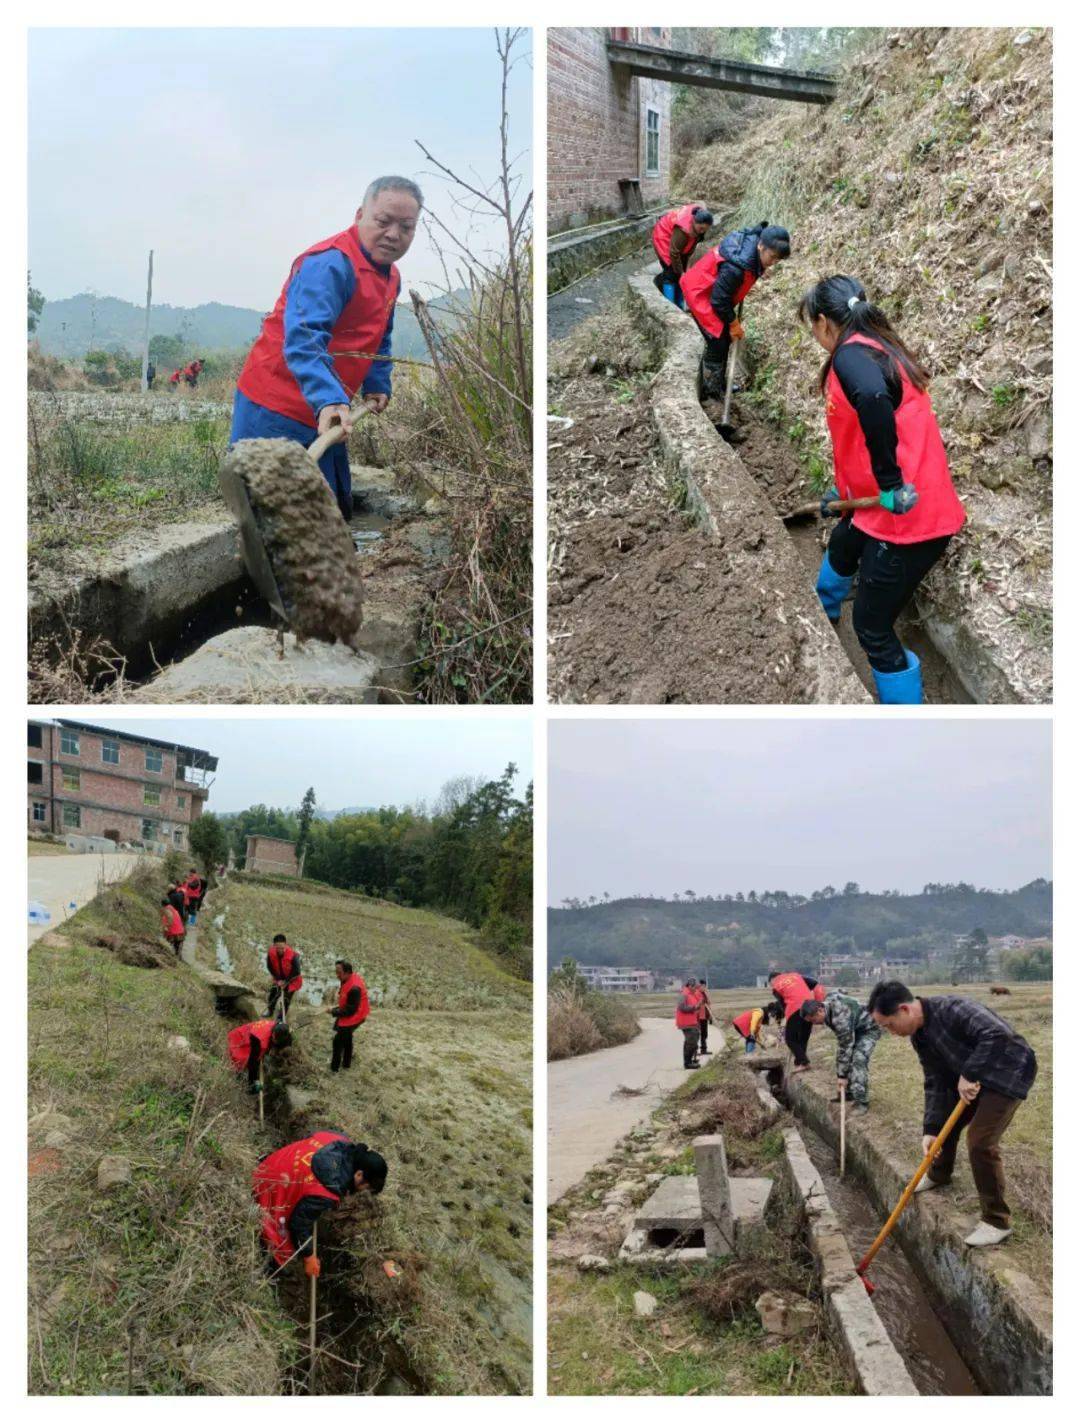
[27,837,74,856]
[28,862,532,1395]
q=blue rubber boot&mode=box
[815,551,854,624]
[661,280,678,305]
[871,649,923,705]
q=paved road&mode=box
[548,244,655,343]
[27,852,143,943]
[549,1016,712,1200]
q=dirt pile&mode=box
[680,27,1052,701]
[222,438,365,648]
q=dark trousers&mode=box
[698,1019,709,1052]
[653,263,686,307]
[689,315,731,396]
[928,1087,1023,1229]
[331,1025,357,1072]
[785,1012,812,1067]
[231,388,352,521]
[268,984,297,1018]
[826,517,952,672]
[681,1026,700,1068]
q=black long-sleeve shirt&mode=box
[331,986,362,1020]
[831,339,903,492]
[288,1137,357,1257]
[912,996,1037,1134]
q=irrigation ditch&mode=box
[757,1057,1052,1396]
[624,268,987,704]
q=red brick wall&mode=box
[247,836,299,876]
[548,27,672,232]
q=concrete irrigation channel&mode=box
[625,267,983,704]
[28,464,452,703]
[757,1058,1051,1396]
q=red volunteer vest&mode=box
[697,988,711,1021]
[268,944,303,991]
[161,905,183,937]
[227,1019,275,1071]
[826,333,966,544]
[238,225,401,428]
[252,1131,347,1266]
[652,204,703,267]
[336,972,369,1028]
[675,987,703,1029]
[680,250,757,338]
[770,972,817,1023]
[732,1008,757,1039]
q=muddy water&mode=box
[801,1127,980,1395]
[350,509,390,554]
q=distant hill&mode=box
[548,881,1053,985]
[33,288,460,363]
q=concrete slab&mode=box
[633,1174,700,1231]
[146,627,379,704]
[731,1175,773,1228]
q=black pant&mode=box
[331,1025,357,1071]
[826,517,951,672]
[785,1013,812,1067]
[698,1019,709,1052]
[681,1026,700,1067]
[268,984,296,1018]
[689,315,731,395]
[653,262,683,297]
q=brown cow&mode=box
[990,984,1011,996]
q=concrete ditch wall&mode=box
[783,1067,1052,1396]
[626,269,870,705]
[548,217,662,292]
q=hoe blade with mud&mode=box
[218,425,366,649]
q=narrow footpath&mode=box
[27,850,143,944]
[548,1017,694,1200]
[548,244,654,343]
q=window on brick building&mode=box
[62,768,80,792]
[28,761,43,785]
[174,829,184,846]
[142,818,156,840]
[32,801,46,823]
[143,786,161,806]
[645,107,660,177]
[28,725,43,748]
[177,794,186,809]
[60,729,79,756]
[63,804,81,829]
[102,738,120,765]
[145,748,164,773]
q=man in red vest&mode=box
[680,221,791,396]
[227,1017,292,1093]
[651,203,713,307]
[675,977,704,1070]
[768,969,826,1071]
[231,176,423,521]
[327,959,370,1072]
[253,1131,387,1272]
[697,976,715,1056]
[160,899,185,956]
[266,934,303,1018]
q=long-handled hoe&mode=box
[839,1088,846,1178]
[257,1059,264,1124]
[309,1222,319,1369]
[855,1098,966,1294]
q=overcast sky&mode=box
[549,719,1052,903]
[28,28,531,308]
[65,716,531,813]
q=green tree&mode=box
[296,786,317,870]
[28,273,45,335]
[189,812,229,874]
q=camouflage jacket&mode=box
[821,991,879,1078]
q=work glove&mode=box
[878,482,919,514]
[820,485,842,518]
[304,1255,321,1279]
[728,318,746,341]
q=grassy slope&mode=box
[28,838,75,856]
[28,864,532,1396]
[208,875,533,1394]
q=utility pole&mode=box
[141,250,154,393]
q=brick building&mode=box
[245,834,300,877]
[548,27,673,232]
[27,719,216,850]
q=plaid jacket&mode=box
[912,996,1037,1133]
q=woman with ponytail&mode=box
[798,275,966,704]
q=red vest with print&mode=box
[337,972,370,1028]
[680,250,757,338]
[161,905,183,937]
[252,1130,347,1266]
[826,334,966,544]
[770,972,818,1022]
[268,944,303,991]
[675,987,703,1029]
[237,225,401,428]
[227,1018,275,1071]
[652,204,703,267]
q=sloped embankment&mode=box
[679,26,1052,702]
[28,862,532,1395]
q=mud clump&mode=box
[224,439,365,648]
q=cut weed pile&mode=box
[29,861,532,1395]
[207,873,532,1393]
[548,1050,852,1396]
[680,26,1052,701]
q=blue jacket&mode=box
[283,246,395,417]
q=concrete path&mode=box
[548,1017,695,1200]
[27,852,143,944]
[548,244,654,343]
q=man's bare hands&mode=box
[317,403,353,438]
[363,393,390,415]
[922,1134,938,1158]
[958,1075,981,1104]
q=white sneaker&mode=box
[964,1221,1012,1248]
[914,1175,944,1194]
